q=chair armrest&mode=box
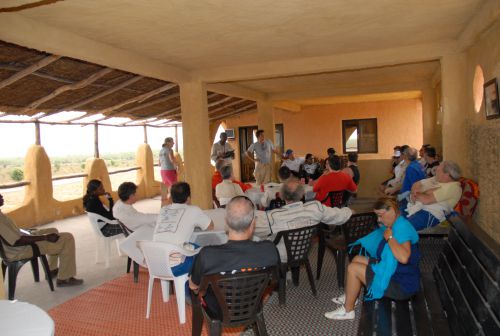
[87,212,119,225]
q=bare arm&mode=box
[383,228,411,264]
[189,278,199,292]
[206,221,214,231]
[245,150,256,162]
[413,190,437,205]
[168,149,177,167]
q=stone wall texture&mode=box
[469,122,500,243]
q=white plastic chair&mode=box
[137,240,199,324]
[86,212,124,268]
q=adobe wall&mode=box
[225,98,423,198]
[6,144,161,228]
[463,19,500,242]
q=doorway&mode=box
[238,124,284,182]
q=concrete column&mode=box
[421,85,441,153]
[441,53,469,175]
[180,80,212,209]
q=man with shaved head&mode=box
[189,196,279,319]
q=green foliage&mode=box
[54,162,61,172]
[10,168,24,181]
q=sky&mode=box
[0,122,184,159]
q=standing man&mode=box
[245,129,281,185]
[211,132,234,167]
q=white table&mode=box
[0,300,54,336]
[245,185,316,207]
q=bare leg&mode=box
[344,261,367,312]
[351,255,369,266]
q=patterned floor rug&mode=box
[49,239,445,335]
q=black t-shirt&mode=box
[190,239,279,318]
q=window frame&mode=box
[341,118,378,154]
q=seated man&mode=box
[114,182,157,265]
[281,149,304,177]
[341,152,360,185]
[215,165,244,206]
[189,196,279,319]
[211,160,251,193]
[154,182,213,275]
[384,145,409,195]
[423,146,439,177]
[303,153,322,181]
[405,161,462,231]
[314,155,357,207]
[260,166,292,209]
[256,179,352,261]
[397,147,426,202]
[0,194,83,287]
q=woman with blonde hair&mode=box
[325,197,420,320]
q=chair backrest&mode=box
[322,190,347,208]
[454,177,479,217]
[137,240,198,279]
[274,225,317,264]
[198,268,274,326]
[344,213,378,245]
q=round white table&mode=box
[0,300,54,336]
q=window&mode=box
[342,118,378,153]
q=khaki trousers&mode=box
[33,228,77,280]
[254,162,271,185]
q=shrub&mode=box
[10,168,24,181]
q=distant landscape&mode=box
[0,151,161,212]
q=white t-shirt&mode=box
[113,200,157,231]
[420,178,462,221]
[281,157,304,173]
[153,203,211,245]
[215,180,244,205]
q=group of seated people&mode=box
[0,141,466,327]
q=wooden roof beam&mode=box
[209,103,257,121]
[207,96,233,108]
[0,54,60,90]
[46,75,144,120]
[19,68,113,115]
[208,98,247,115]
[118,92,180,115]
[101,83,178,117]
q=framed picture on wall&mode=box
[484,78,500,119]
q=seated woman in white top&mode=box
[215,165,244,206]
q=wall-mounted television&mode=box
[225,128,235,139]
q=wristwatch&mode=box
[386,235,393,242]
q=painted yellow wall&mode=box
[225,98,423,197]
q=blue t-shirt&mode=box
[401,160,425,193]
[374,238,421,295]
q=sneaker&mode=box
[331,293,359,306]
[56,277,84,287]
[324,306,355,320]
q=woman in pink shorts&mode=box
[159,137,177,187]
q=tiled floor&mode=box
[7,196,163,310]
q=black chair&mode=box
[321,190,350,208]
[191,268,276,336]
[117,220,140,283]
[316,213,378,287]
[273,225,318,305]
[0,236,54,300]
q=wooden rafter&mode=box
[155,106,181,118]
[50,75,144,120]
[18,68,113,115]
[0,0,65,13]
[207,96,233,108]
[101,83,178,117]
[0,55,61,90]
[118,92,180,115]
[209,102,257,121]
[208,98,247,115]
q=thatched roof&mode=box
[0,40,255,127]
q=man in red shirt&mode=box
[314,155,357,206]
